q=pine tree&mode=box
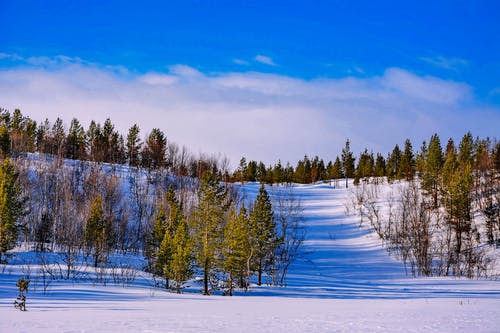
[415,140,428,175]
[374,153,386,178]
[51,117,66,158]
[328,156,343,179]
[386,144,401,181]
[422,134,443,208]
[354,149,374,184]
[65,118,86,160]
[234,157,248,182]
[256,162,267,183]
[157,223,173,287]
[126,124,142,167]
[142,128,167,169]
[273,160,284,184]
[222,204,247,295]
[399,139,415,180]
[157,185,193,291]
[85,195,110,267]
[250,183,276,285]
[0,125,11,158]
[0,159,23,262]
[440,138,474,274]
[148,204,167,275]
[170,214,194,293]
[246,161,257,182]
[191,171,228,295]
[341,140,355,188]
[36,119,51,153]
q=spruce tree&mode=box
[0,159,23,262]
[250,183,276,285]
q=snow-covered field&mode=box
[1,182,499,332]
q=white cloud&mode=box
[420,55,468,71]
[0,60,498,167]
[255,55,277,66]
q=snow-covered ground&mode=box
[1,182,499,332]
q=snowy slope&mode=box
[1,181,500,332]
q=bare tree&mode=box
[271,185,305,287]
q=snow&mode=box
[1,181,500,332]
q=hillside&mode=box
[1,181,499,332]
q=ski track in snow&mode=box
[1,181,500,332]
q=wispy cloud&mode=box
[0,57,497,166]
[232,58,250,66]
[420,55,468,71]
[490,87,500,95]
[255,55,277,66]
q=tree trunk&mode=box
[203,258,209,295]
[257,258,262,286]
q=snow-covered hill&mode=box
[1,181,499,332]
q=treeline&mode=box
[0,108,229,180]
[3,107,498,188]
[233,137,500,186]
[350,132,500,278]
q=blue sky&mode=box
[0,1,499,165]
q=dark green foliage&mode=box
[354,149,374,184]
[51,118,66,158]
[0,125,11,158]
[126,124,142,167]
[250,183,276,285]
[374,153,386,178]
[399,139,415,181]
[0,159,23,262]
[421,134,443,208]
[66,118,86,160]
[386,144,401,181]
